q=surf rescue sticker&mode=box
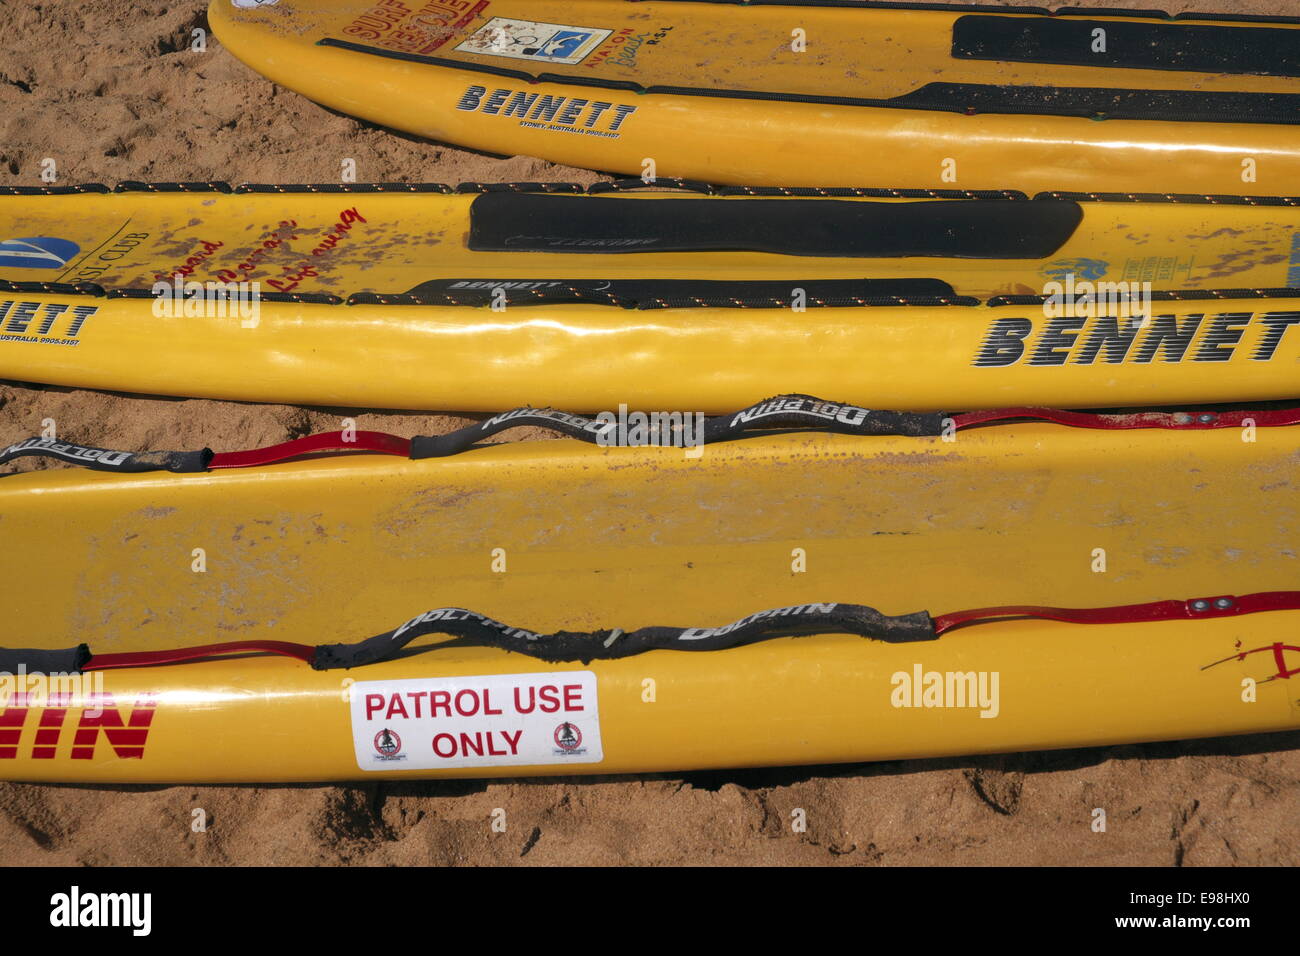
[351,671,602,770]
[455,17,611,65]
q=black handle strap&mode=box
[313,602,938,669]
[411,395,947,458]
[0,438,212,473]
[0,645,91,675]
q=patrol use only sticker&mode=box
[351,671,603,770]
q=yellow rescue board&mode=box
[3,187,1300,411]
[2,187,1296,297]
[1,425,1297,781]
[208,0,1300,194]
[6,290,1300,412]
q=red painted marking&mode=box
[0,693,30,760]
[1269,643,1300,680]
[32,693,70,759]
[1208,642,1300,681]
[70,694,157,760]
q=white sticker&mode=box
[231,0,280,7]
[454,17,612,65]
[351,671,603,771]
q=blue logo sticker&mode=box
[1040,257,1108,281]
[0,236,81,271]
[526,30,596,60]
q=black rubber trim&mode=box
[2,182,1297,204]
[589,178,720,195]
[104,287,345,305]
[0,645,90,675]
[234,182,454,194]
[1035,190,1300,205]
[313,602,938,668]
[717,184,1031,200]
[0,184,112,196]
[454,181,583,194]
[0,280,106,295]
[0,183,590,197]
[390,278,960,309]
[468,194,1083,258]
[987,287,1300,306]
[320,37,1300,124]
[115,181,234,193]
[2,277,1289,310]
[953,15,1300,76]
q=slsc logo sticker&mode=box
[373,728,405,761]
[0,236,80,270]
[554,722,583,755]
[455,17,613,65]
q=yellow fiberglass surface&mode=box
[3,187,1299,411]
[0,423,1296,781]
[2,188,1297,297]
[3,290,1300,412]
[208,0,1300,194]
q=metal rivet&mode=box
[1214,598,1234,610]
[1191,600,1210,612]
[1198,414,1216,423]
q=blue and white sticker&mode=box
[0,236,80,270]
[454,17,611,66]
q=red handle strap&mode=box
[209,431,411,470]
[932,590,1300,635]
[77,591,1300,673]
[84,640,316,671]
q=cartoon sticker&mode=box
[455,17,612,65]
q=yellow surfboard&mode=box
[209,0,1300,195]
[1,416,1297,781]
[3,184,1299,411]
